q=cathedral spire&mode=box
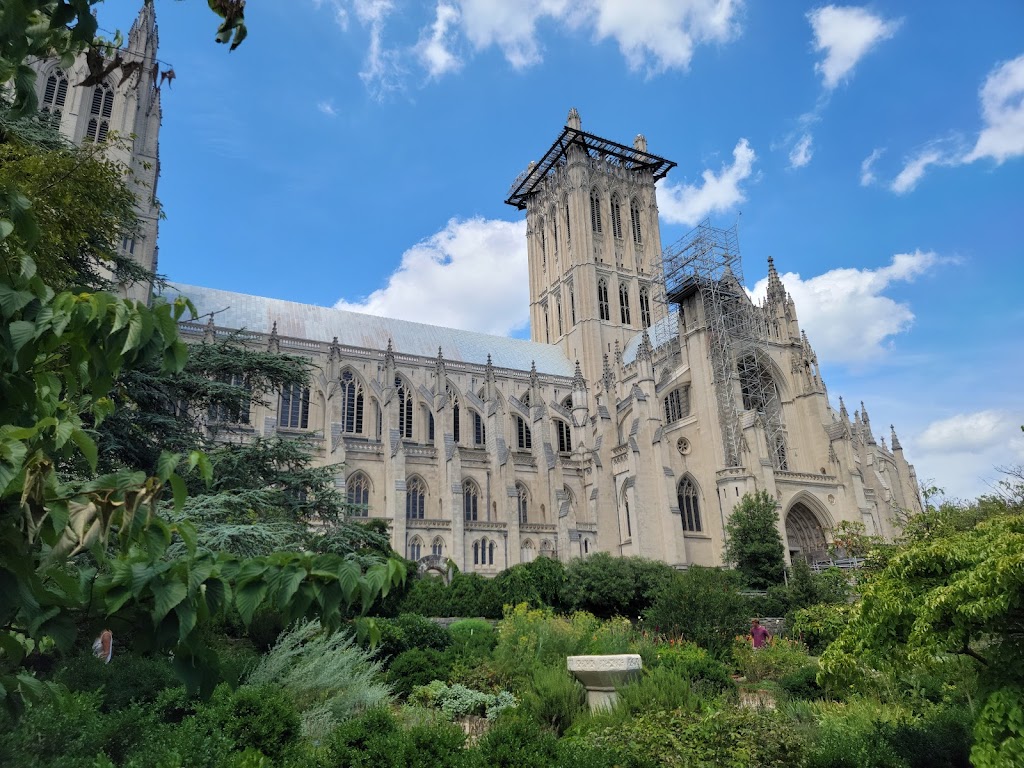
[766,256,786,305]
[890,424,902,451]
[572,360,586,392]
[566,106,581,129]
[839,396,849,423]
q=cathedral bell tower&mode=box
[505,109,676,384]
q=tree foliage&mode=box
[819,492,1024,766]
[724,490,786,589]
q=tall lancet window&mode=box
[41,68,69,127]
[539,216,546,269]
[597,278,610,321]
[396,376,413,439]
[568,281,576,325]
[619,282,632,325]
[463,479,479,521]
[589,190,602,233]
[446,384,460,443]
[611,195,623,239]
[406,476,426,519]
[678,476,702,532]
[556,294,563,335]
[630,200,643,244]
[565,200,571,242]
[639,287,651,329]
[85,82,114,142]
[340,371,364,433]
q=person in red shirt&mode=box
[750,619,771,649]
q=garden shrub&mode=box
[734,636,811,682]
[473,709,560,766]
[325,707,473,768]
[448,572,503,618]
[780,663,826,700]
[448,618,497,659]
[245,620,391,740]
[643,567,750,659]
[53,651,179,711]
[410,680,517,721]
[585,616,635,655]
[398,574,451,617]
[613,665,702,717]
[388,648,452,698]
[650,641,734,697]
[790,602,853,655]
[373,613,452,661]
[560,554,675,619]
[521,665,587,735]
[221,685,301,761]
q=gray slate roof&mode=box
[165,283,575,377]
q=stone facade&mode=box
[46,5,922,576]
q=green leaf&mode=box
[0,285,34,318]
[150,578,188,624]
[157,451,181,482]
[0,220,13,241]
[175,601,197,645]
[169,474,187,513]
[69,429,97,471]
[8,321,35,354]
[234,580,268,626]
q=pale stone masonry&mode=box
[44,4,922,577]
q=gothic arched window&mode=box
[598,278,610,321]
[446,384,460,443]
[347,472,370,517]
[85,82,114,142]
[516,483,529,524]
[431,537,444,557]
[555,419,571,453]
[515,414,532,450]
[406,476,426,519]
[589,190,602,233]
[568,281,576,325]
[488,539,496,566]
[630,199,642,244]
[678,476,702,532]
[396,376,413,439]
[463,479,479,521]
[340,371,364,433]
[565,200,571,243]
[610,195,623,239]
[521,539,535,563]
[473,411,485,446]
[556,293,563,336]
[664,386,690,424]
[639,286,651,329]
[619,282,632,325]
[41,68,68,127]
[409,537,422,561]
[279,383,310,429]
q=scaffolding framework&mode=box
[656,220,787,468]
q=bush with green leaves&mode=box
[560,553,675,619]
[733,637,811,683]
[448,618,497,659]
[372,613,452,661]
[649,641,735,697]
[643,567,751,659]
[521,665,587,735]
[53,652,179,712]
[244,620,391,740]
[325,707,474,768]
[790,602,853,655]
[779,663,826,700]
[409,680,517,721]
[614,665,703,717]
[387,648,452,698]
[474,709,622,768]
[724,491,787,589]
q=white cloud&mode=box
[917,410,1016,453]
[657,138,756,226]
[415,2,463,78]
[808,5,901,90]
[748,250,945,365]
[455,0,741,73]
[789,133,813,168]
[312,0,349,30]
[317,100,338,117]
[335,217,529,335]
[890,146,949,194]
[887,53,1024,191]
[352,0,405,97]
[859,147,883,186]
[963,53,1024,164]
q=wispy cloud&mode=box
[657,139,756,226]
[889,53,1024,191]
[416,2,463,79]
[859,147,883,186]
[789,133,813,168]
[808,5,901,90]
[317,100,339,117]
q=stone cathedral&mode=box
[37,5,922,576]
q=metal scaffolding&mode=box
[657,220,787,468]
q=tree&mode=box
[724,491,786,589]
[819,498,1024,767]
[560,553,675,619]
[644,567,750,658]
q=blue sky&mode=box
[99,1,1023,500]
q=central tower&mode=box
[505,109,676,384]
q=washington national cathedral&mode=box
[35,4,922,577]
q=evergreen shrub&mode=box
[388,648,452,698]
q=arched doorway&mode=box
[785,502,828,565]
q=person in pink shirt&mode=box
[750,619,771,649]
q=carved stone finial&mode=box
[572,360,586,391]
[602,353,614,394]
[838,396,849,421]
[567,107,581,129]
[633,133,647,152]
[268,321,280,353]
[529,360,539,390]
[890,424,902,451]
[384,338,395,368]
[860,401,870,424]
[766,256,787,306]
[636,327,653,362]
[485,353,494,378]
[203,313,216,343]
[613,339,622,366]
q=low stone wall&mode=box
[753,617,786,637]
[427,617,498,629]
